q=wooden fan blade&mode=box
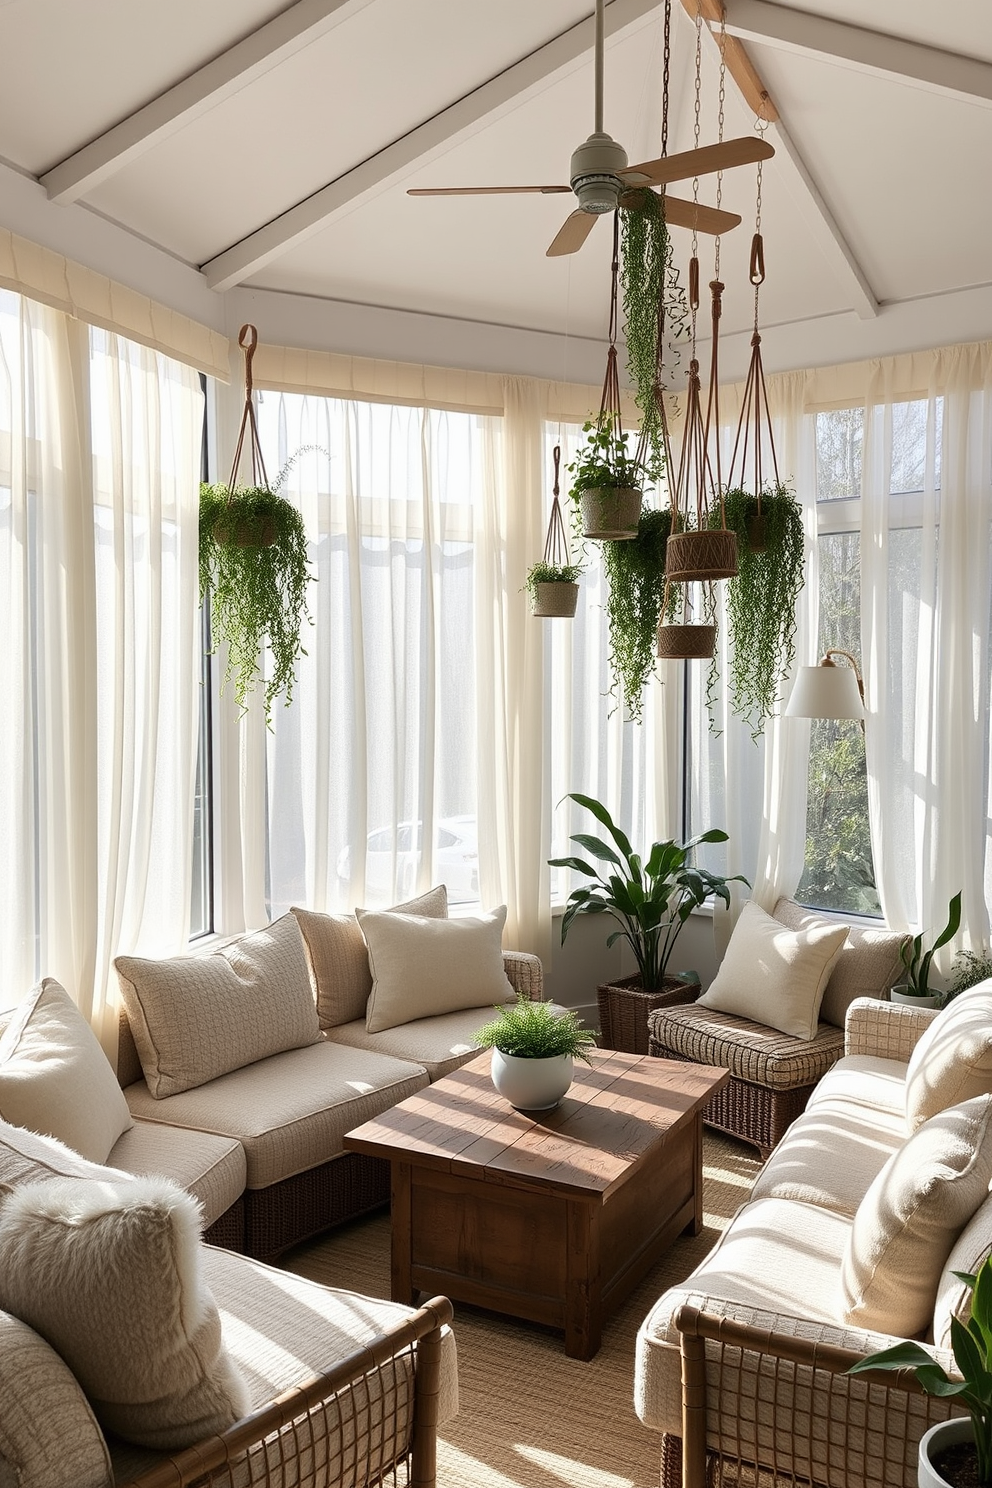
[622,135,774,187]
[546,210,599,257]
[658,195,742,235]
[407,185,571,196]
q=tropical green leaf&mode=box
[562,793,634,860]
[570,833,624,869]
[547,855,598,877]
[847,1342,942,1376]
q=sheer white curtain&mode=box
[861,343,992,959]
[0,290,203,1042]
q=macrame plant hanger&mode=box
[216,324,276,547]
[531,444,581,617]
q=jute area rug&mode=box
[284,1131,760,1488]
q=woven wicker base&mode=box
[657,623,716,659]
[203,1196,247,1252]
[598,975,701,1055]
[244,1151,391,1260]
[665,528,738,581]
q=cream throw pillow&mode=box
[293,885,448,1029]
[0,1173,249,1450]
[359,905,515,1034]
[0,980,132,1163]
[0,1309,113,1488]
[771,899,907,1028]
[697,901,849,1040]
[905,981,992,1131]
[933,1189,992,1350]
[840,1093,992,1336]
[115,913,322,1097]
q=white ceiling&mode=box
[1,0,991,384]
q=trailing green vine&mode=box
[603,507,672,721]
[709,484,805,737]
[619,189,689,471]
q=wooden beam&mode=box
[677,0,778,122]
[41,0,374,203]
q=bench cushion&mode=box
[648,1004,845,1091]
[750,1100,906,1216]
[327,1007,495,1081]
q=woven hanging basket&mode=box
[656,622,717,660]
[212,511,278,549]
[531,581,580,618]
[664,528,738,581]
[579,486,642,540]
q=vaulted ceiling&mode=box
[2,0,991,382]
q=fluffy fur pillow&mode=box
[0,1173,249,1449]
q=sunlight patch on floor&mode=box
[438,1441,528,1488]
[515,1444,634,1488]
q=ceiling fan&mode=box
[408,0,774,258]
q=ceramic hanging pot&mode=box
[665,528,738,581]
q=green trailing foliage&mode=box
[711,484,805,737]
[619,188,688,472]
[946,946,992,1004]
[603,507,672,722]
[549,792,748,993]
[199,480,312,723]
[524,560,583,601]
[473,995,597,1063]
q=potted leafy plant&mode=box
[525,560,583,618]
[891,892,963,1008]
[549,792,748,994]
[474,996,597,1111]
[945,947,992,1005]
[848,1254,992,1488]
[602,507,672,720]
[568,420,656,540]
[714,484,805,738]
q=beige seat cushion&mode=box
[115,914,322,1098]
[905,981,992,1130]
[0,979,132,1163]
[0,1174,249,1451]
[772,899,908,1028]
[109,1119,246,1229]
[806,1053,910,1118]
[648,1002,845,1091]
[293,886,449,1030]
[328,1007,498,1081]
[751,1101,906,1216]
[697,901,849,1040]
[840,1093,992,1335]
[0,1309,113,1488]
[359,905,515,1035]
[125,1040,428,1190]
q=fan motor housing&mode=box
[569,131,628,214]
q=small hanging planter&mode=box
[579,485,642,540]
[531,579,580,618]
[664,526,738,581]
[526,446,582,618]
[657,622,716,660]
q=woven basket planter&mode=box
[531,581,579,618]
[212,513,278,548]
[579,486,641,540]
[665,528,738,581]
[657,622,716,660]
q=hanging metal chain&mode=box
[713,4,728,279]
[661,0,671,159]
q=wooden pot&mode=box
[579,487,641,540]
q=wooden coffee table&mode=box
[344,1048,729,1359]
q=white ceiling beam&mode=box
[200,0,661,292]
[720,0,992,109]
[41,0,374,204]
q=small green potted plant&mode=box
[525,560,583,618]
[568,420,654,540]
[848,1254,992,1488]
[474,996,597,1111]
[891,892,963,1008]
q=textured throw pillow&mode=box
[115,913,322,1097]
[0,1173,249,1450]
[0,1309,113,1488]
[905,981,992,1131]
[933,1189,992,1351]
[0,980,132,1163]
[697,901,849,1040]
[293,885,448,1029]
[772,899,907,1028]
[0,1118,127,1197]
[840,1093,992,1336]
[359,905,515,1034]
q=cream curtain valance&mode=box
[0,230,229,381]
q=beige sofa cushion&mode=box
[125,1040,428,1190]
[329,1007,498,1081]
[751,1100,906,1217]
[0,1173,249,1450]
[359,905,515,1035]
[905,981,992,1130]
[806,1053,910,1119]
[0,979,132,1163]
[115,914,322,1097]
[772,899,907,1028]
[840,1093,992,1335]
[293,886,448,1029]
[0,1309,113,1488]
[696,901,849,1041]
[108,1120,246,1230]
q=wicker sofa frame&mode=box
[119,1294,453,1488]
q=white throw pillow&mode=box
[0,1173,249,1450]
[293,885,448,1029]
[0,980,132,1163]
[905,980,992,1131]
[697,901,849,1040]
[840,1094,992,1336]
[359,905,515,1034]
[115,913,322,1097]
[0,1309,113,1488]
[771,898,907,1028]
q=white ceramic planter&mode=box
[890,985,943,1009]
[918,1417,974,1488]
[490,1050,574,1111]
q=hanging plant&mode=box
[199,325,313,724]
[603,507,673,721]
[527,444,583,617]
[619,186,688,472]
[710,484,804,737]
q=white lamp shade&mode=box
[785,664,865,720]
